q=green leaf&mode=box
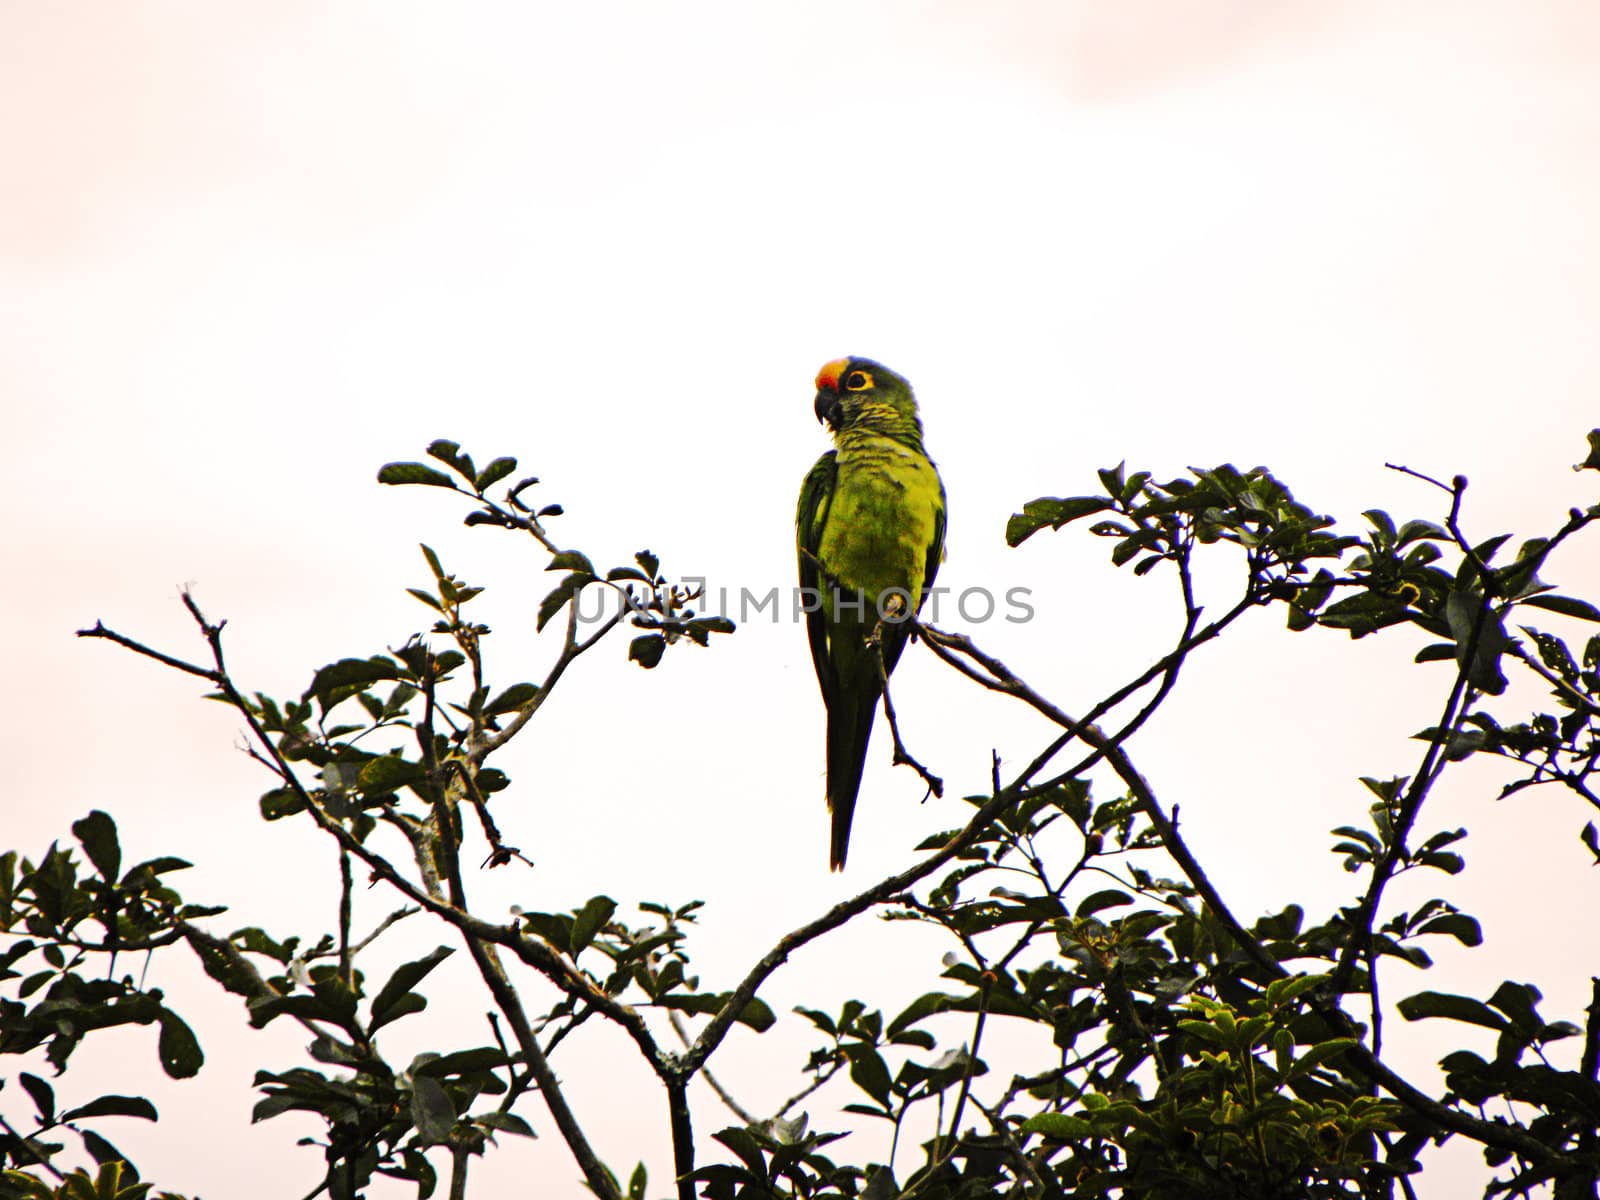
[260,787,306,821]
[1581,822,1600,866]
[71,811,121,882]
[1416,849,1465,874]
[795,1006,837,1036]
[475,456,517,491]
[1022,1112,1092,1138]
[19,1073,54,1122]
[358,755,424,794]
[1263,973,1324,1006]
[1318,590,1410,637]
[421,543,445,580]
[79,1130,131,1172]
[547,550,596,575]
[60,1095,159,1122]
[157,1008,204,1078]
[369,993,426,1033]
[306,657,402,708]
[712,1126,768,1174]
[1363,509,1397,543]
[686,616,736,642]
[1177,1019,1234,1046]
[1577,429,1600,471]
[476,1110,536,1139]
[1005,496,1113,547]
[406,587,444,612]
[659,992,777,1032]
[1444,591,1510,694]
[1520,594,1600,623]
[1285,1037,1359,1077]
[378,462,457,489]
[1487,980,1542,1028]
[413,1047,510,1078]
[485,682,540,716]
[1397,990,1507,1030]
[410,1074,455,1144]
[537,574,590,632]
[846,1046,892,1108]
[371,946,454,1032]
[427,439,475,481]
[1416,914,1483,946]
[401,1149,438,1199]
[1074,889,1133,918]
[1397,519,1447,545]
[1522,627,1578,681]
[629,634,666,669]
[570,896,617,956]
[1470,533,1513,568]
[887,992,957,1040]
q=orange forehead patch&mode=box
[815,358,851,391]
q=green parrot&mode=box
[797,356,946,870]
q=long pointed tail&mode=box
[826,689,880,870]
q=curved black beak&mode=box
[814,389,841,431]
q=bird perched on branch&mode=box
[796,356,946,869]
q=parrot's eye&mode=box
[843,370,873,391]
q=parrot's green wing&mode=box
[796,450,839,696]
[879,474,946,677]
[923,483,947,603]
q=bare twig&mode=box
[0,1114,66,1181]
[1511,644,1600,718]
[667,1008,756,1125]
[869,621,943,798]
[473,600,624,760]
[942,985,990,1153]
[351,905,420,955]
[337,848,353,989]
[447,760,534,868]
[771,1061,843,1122]
[76,621,218,681]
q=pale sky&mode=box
[4,4,1599,1197]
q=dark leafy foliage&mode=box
[5,431,1598,1199]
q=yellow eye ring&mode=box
[844,370,873,391]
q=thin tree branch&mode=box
[1511,644,1600,718]
[472,600,624,761]
[870,622,943,798]
[447,1144,470,1200]
[0,1114,67,1181]
[771,1061,843,1123]
[666,1077,695,1200]
[666,1009,756,1125]
[337,848,354,989]
[76,621,219,681]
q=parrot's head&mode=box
[813,356,923,442]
